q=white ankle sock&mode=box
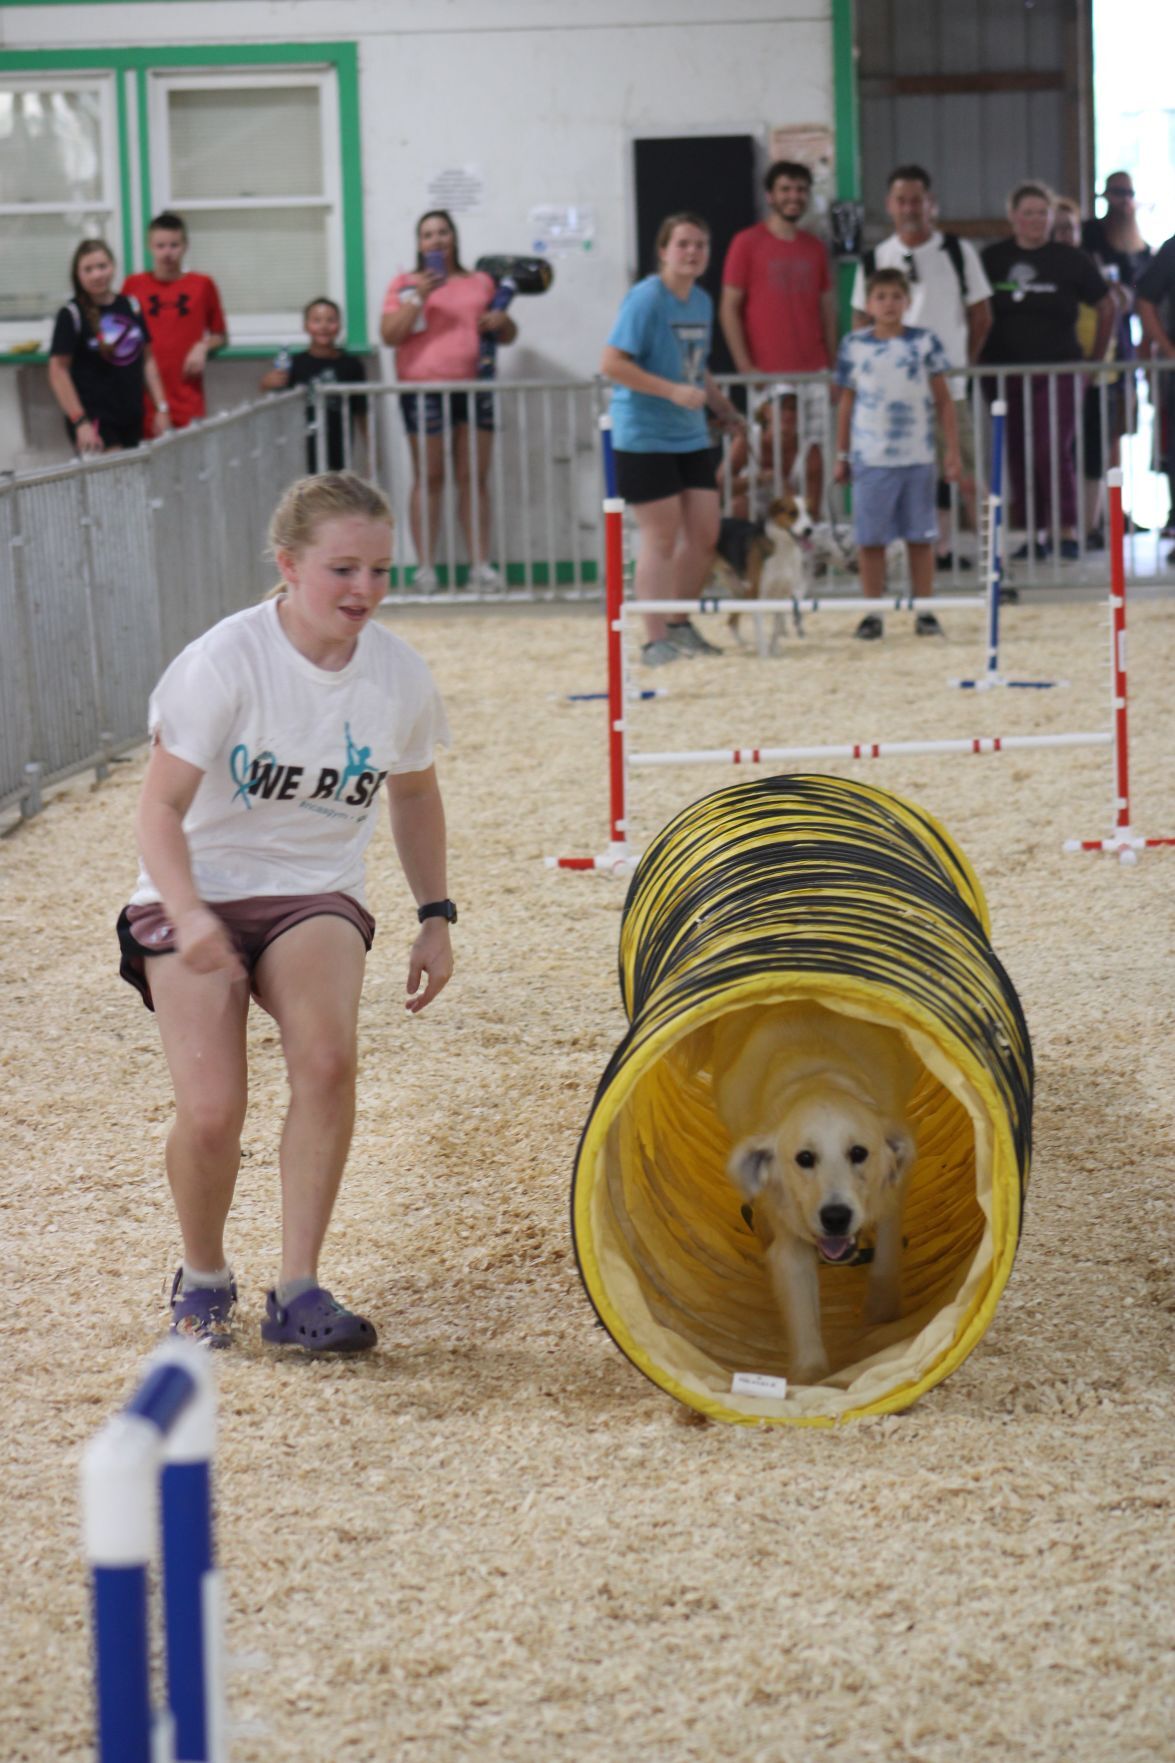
[181,1261,232,1292]
[275,1275,318,1305]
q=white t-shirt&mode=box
[132,599,450,906]
[850,231,992,398]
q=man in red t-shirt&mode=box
[720,161,837,509]
[123,211,228,431]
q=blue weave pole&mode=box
[83,1342,221,1763]
[163,1460,215,1762]
[598,413,617,500]
[985,399,1006,680]
[92,1563,152,1763]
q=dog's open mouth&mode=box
[816,1234,858,1265]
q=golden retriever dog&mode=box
[707,1001,920,1384]
[707,494,815,657]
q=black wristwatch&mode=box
[417,899,458,925]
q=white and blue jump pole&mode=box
[949,398,1066,691]
[82,1339,225,1763]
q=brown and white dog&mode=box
[707,1001,920,1385]
[707,494,815,656]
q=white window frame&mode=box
[0,72,121,347]
[147,65,343,345]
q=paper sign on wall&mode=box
[529,205,595,257]
[768,124,835,231]
[426,165,485,214]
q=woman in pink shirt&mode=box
[381,210,517,588]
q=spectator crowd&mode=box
[42,165,1175,611]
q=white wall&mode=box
[3,0,832,380]
[2,1,832,480]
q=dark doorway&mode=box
[633,135,758,375]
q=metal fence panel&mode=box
[0,392,305,821]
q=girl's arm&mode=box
[136,740,243,976]
[703,369,744,431]
[48,357,101,454]
[387,765,453,1013]
[143,348,173,435]
[600,344,705,410]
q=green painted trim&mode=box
[0,43,361,73]
[334,43,367,351]
[1,42,365,341]
[390,561,600,590]
[136,66,152,239]
[115,69,133,268]
[831,0,861,332]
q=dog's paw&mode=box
[862,1282,901,1327]
[790,1350,831,1386]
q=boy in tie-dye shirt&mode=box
[834,268,960,639]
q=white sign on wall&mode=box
[529,204,596,257]
[426,165,486,214]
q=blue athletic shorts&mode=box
[852,463,937,547]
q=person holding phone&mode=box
[380,210,517,588]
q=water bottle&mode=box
[274,346,292,374]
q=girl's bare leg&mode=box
[146,957,251,1273]
[408,430,446,568]
[254,916,368,1286]
[631,495,686,643]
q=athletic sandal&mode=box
[169,1266,237,1349]
[261,1286,377,1354]
[854,614,883,641]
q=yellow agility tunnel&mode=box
[571,774,1033,1425]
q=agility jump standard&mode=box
[1064,469,1175,863]
[949,398,1066,692]
[550,451,1163,871]
[82,1340,225,1763]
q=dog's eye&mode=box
[848,1145,869,1165]
[795,1149,816,1170]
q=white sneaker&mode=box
[413,564,438,590]
[469,562,503,589]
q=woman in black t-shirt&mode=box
[48,238,172,455]
[981,184,1113,558]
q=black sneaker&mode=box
[935,552,972,571]
[854,613,883,641]
[1085,528,1105,551]
[915,610,944,637]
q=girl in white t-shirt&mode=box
[118,472,453,1351]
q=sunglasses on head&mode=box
[902,251,919,285]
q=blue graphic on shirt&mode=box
[230,742,275,809]
[335,722,373,801]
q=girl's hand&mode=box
[153,409,173,438]
[75,418,102,455]
[405,921,453,1014]
[669,383,707,411]
[175,907,245,979]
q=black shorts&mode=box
[614,447,718,505]
[400,389,496,437]
[66,414,143,450]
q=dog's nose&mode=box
[819,1203,854,1237]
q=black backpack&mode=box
[862,232,969,302]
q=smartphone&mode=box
[423,250,447,284]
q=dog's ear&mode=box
[727,1137,776,1200]
[883,1123,917,1184]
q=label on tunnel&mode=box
[731,1372,789,1398]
